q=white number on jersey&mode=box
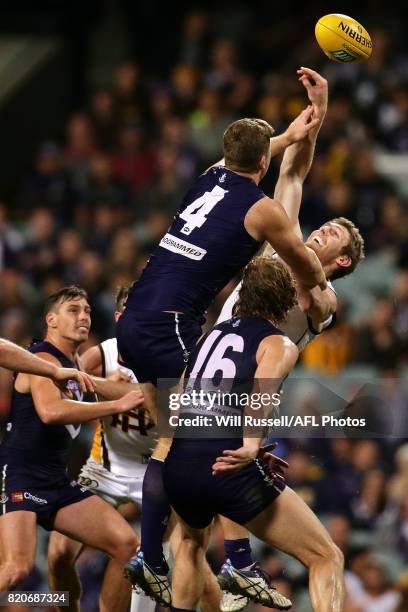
[186,330,244,392]
[179,185,228,235]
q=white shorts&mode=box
[77,458,147,507]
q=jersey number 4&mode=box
[179,185,228,235]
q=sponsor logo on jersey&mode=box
[24,492,48,505]
[159,233,207,261]
[0,493,8,504]
[11,491,24,503]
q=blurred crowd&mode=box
[0,4,408,611]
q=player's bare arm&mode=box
[273,68,328,228]
[245,196,327,292]
[80,344,103,377]
[0,337,94,394]
[207,104,320,171]
[15,352,144,424]
[86,374,137,400]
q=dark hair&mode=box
[233,257,297,323]
[330,217,365,280]
[223,118,275,173]
[44,286,89,314]
[115,284,131,312]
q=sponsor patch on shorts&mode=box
[11,491,24,503]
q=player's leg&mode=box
[0,512,37,590]
[47,531,83,612]
[124,454,173,606]
[53,495,138,566]
[218,516,254,569]
[168,517,224,612]
[99,502,141,612]
[140,455,171,571]
[171,517,211,611]
[245,487,345,612]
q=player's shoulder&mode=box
[258,333,298,364]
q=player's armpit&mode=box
[305,285,337,333]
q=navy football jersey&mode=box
[177,316,283,429]
[127,167,265,317]
[0,341,83,477]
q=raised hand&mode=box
[297,67,328,119]
[286,106,321,144]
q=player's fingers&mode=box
[216,455,240,464]
[81,373,95,393]
[306,117,321,130]
[300,66,325,82]
[264,452,289,468]
[260,442,278,453]
[212,462,240,475]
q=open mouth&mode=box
[312,236,324,246]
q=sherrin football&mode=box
[315,14,372,63]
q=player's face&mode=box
[306,222,351,267]
[51,298,91,343]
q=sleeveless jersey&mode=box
[217,265,336,352]
[0,341,83,477]
[126,167,264,317]
[90,338,156,476]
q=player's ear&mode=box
[259,154,267,172]
[46,311,58,328]
[335,254,351,270]
[114,310,121,322]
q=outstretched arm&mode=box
[0,337,94,394]
[275,67,328,227]
[207,104,320,171]
[18,352,144,425]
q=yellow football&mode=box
[315,14,372,63]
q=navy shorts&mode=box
[163,440,285,529]
[116,309,204,385]
[0,464,94,531]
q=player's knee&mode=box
[48,547,75,574]
[109,529,138,561]
[309,538,344,571]
[180,537,205,562]
[1,560,33,588]
[327,543,344,571]
[48,539,77,573]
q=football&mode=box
[315,14,372,63]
